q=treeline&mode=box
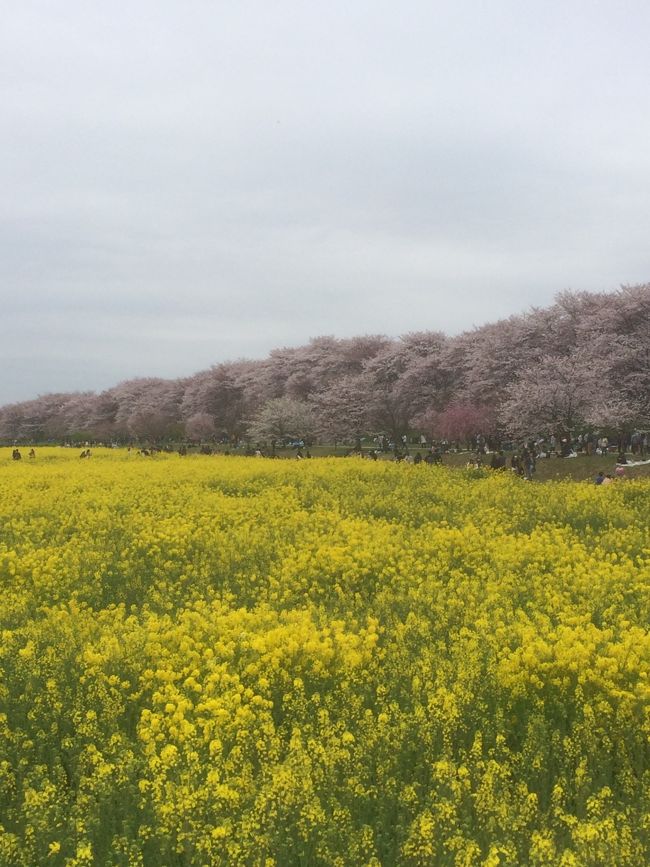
[2,284,649,445]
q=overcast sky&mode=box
[2,1,650,405]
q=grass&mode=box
[272,446,650,482]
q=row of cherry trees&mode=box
[2,284,649,446]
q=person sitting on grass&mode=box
[490,450,506,471]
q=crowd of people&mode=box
[6,428,650,486]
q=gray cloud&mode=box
[2,0,650,404]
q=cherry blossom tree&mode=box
[184,412,217,442]
[357,333,442,444]
[181,362,253,443]
[311,375,369,447]
[0,402,27,442]
[500,353,595,439]
[247,397,316,448]
[585,285,650,426]
[416,402,496,447]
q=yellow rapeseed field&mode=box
[0,448,648,866]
